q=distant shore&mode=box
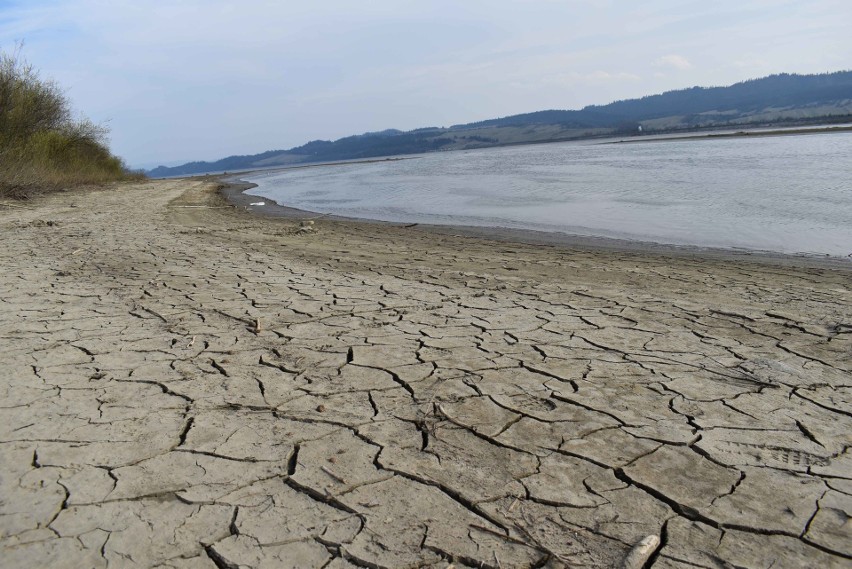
[607,124,852,144]
[150,120,852,180]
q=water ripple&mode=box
[247,134,852,257]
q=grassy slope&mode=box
[0,49,140,199]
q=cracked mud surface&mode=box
[1,179,851,568]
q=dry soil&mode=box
[1,179,850,568]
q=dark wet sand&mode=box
[221,177,852,271]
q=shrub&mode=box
[0,46,142,198]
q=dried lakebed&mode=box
[1,179,850,568]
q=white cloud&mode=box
[3,0,850,165]
[586,71,642,82]
[732,56,769,69]
[653,54,693,70]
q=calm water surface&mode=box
[245,134,852,257]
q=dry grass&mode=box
[0,46,143,199]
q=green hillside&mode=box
[149,71,852,178]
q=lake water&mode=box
[244,133,852,258]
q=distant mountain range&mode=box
[149,71,852,178]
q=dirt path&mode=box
[1,180,850,568]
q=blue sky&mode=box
[2,0,850,167]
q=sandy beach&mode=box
[1,179,850,568]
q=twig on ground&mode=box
[0,201,34,209]
[507,496,520,512]
[170,205,230,209]
[621,534,660,569]
[320,465,346,484]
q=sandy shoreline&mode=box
[222,176,852,271]
[1,179,850,568]
[606,124,852,145]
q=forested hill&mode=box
[462,71,852,128]
[149,71,852,178]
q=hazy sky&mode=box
[2,0,850,167]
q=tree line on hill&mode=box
[462,71,852,129]
[149,71,852,178]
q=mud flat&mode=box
[1,179,850,568]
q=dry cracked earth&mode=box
[1,179,851,568]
